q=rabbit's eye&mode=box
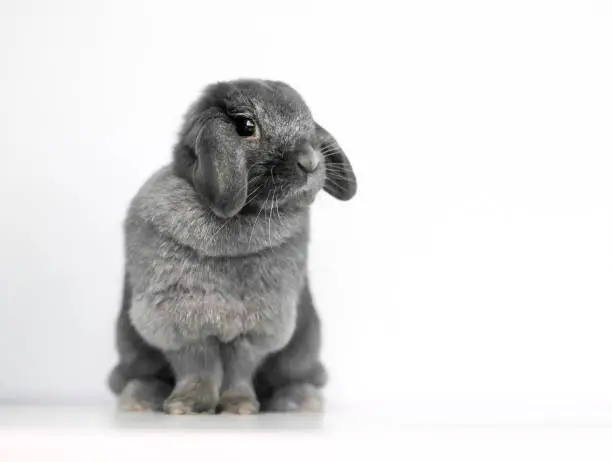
[235,116,257,138]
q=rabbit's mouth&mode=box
[266,173,324,210]
[243,165,324,212]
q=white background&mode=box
[1,0,612,434]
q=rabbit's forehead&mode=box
[262,99,314,139]
[257,102,313,137]
[229,81,314,132]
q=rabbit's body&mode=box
[126,165,307,353]
[108,79,355,414]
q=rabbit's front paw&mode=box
[218,388,260,415]
[163,376,219,415]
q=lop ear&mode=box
[316,123,357,201]
[190,113,248,218]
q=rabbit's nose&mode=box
[296,146,320,173]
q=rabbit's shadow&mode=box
[111,410,325,433]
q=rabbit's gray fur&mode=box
[108,79,356,414]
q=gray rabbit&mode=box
[107,79,357,414]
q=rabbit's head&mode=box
[173,79,357,218]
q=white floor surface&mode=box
[1,402,612,461]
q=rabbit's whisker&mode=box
[320,142,340,153]
[326,163,354,172]
[326,172,355,183]
[268,189,275,248]
[231,173,262,205]
[325,176,345,191]
[325,172,357,183]
[248,191,270,249]
[320,141,336,149]
[275,191,284,226]
[242,183,261,200]
[205,217,231,246]
[321,151,345,160]
[320,147,339,156]
[270,167,277,186]
[320,143,337,150]
[325,166,355,176]
[244,185,262,206]
[247,185,262,199]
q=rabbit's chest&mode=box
[198,254,305,338]
[134,248,307,350]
